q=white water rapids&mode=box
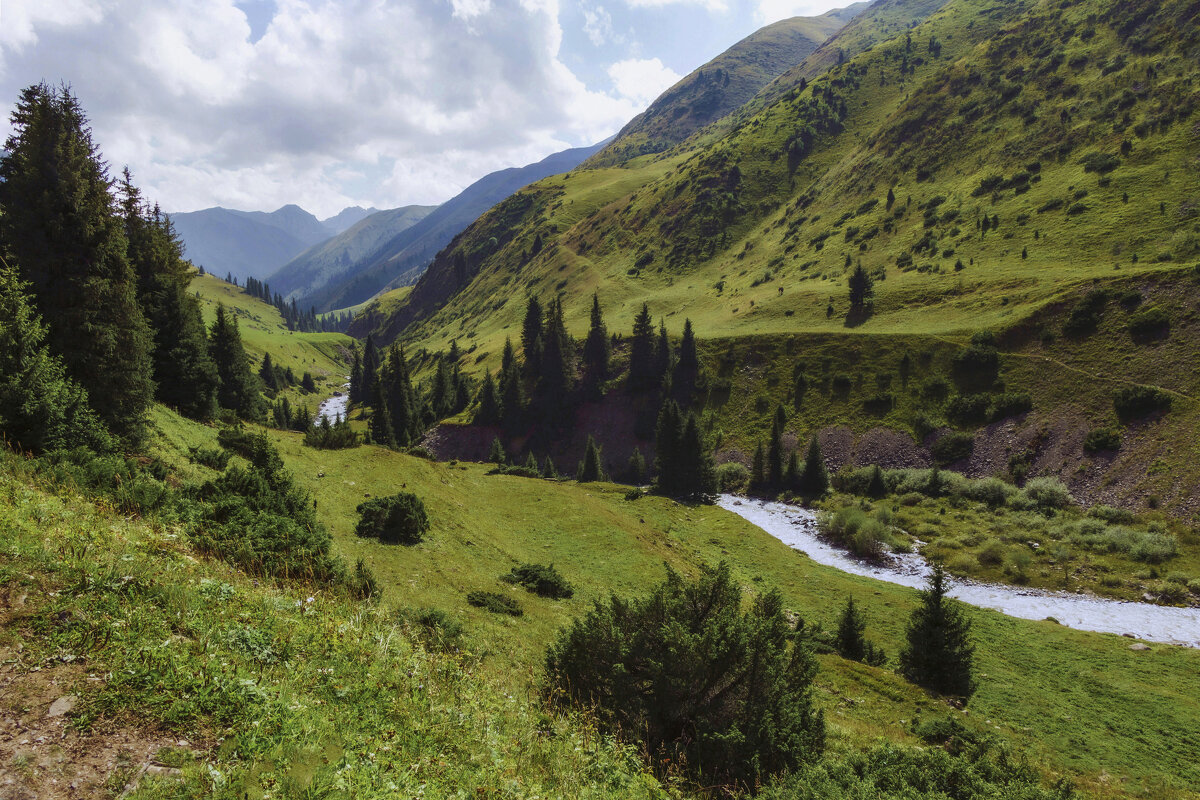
[718,495,1200,648]
[315,381,351,424]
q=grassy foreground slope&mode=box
[136,410,1200,797]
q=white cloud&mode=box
[0,0,639,217]
[754,0,838,23]
[623,0,729,11]
[607,57,682,108]
[582,5,615,46]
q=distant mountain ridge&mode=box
[171,204,380,283]
[289,139,611,312]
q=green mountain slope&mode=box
[585,4,867,169]
[266,204,436,301]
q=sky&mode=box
[0,0,841,218]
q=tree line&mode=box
[240,275,352,334]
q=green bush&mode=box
[399,606,465,649]
[1089,504,1135,524]
[932,432,974,465]
[716,461,750,493]
[946,394,990,425]
[1019,477,1072,512]
[545,563,825,790]
[1113,385,1172,421]
[467,590,523,616]
[355,492,430,544]
[1083,427,1121,453]
[188,445,231,470]
[1128,307,1170,341]
[500,563,574,599]
[989,391,1032,420]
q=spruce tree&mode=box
[767,406,786,489]
[361,335,381,404]
[628,303,656,392]
[627,448,647,484]
[848,263,874,309]
[0,83,156,443]
[542,454,558,479]
[654,320,673,385]
[0,261,114,453]
[799,435,829,497]
[677,411,717,497]
[522,294,544,380]
[784,450,800,491]
[752,441,766,490]
[867,465,887,499]
[537,298,575,424]
[368,379,396,448]
[473,369,502,425]
[835,596,867,662]
[259,352,279,393]
[673,318,699,399]
[118,171,218,421]
[384,345,416,447]
[582,292,610,396]
[899,564,976,700]
[577,435,603,482]
[209,304,265,420]
[349,347,364,403]
[499,357,525,432]
[653,399,683,494]
[489,437,506,465]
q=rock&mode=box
[1129,643,1150,651]
[1122,633,1135,638]
[46,695,77,717]
[1143,593,1156,602]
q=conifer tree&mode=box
[654,399,683,493]
[259,352,279,393]
[867,465,887,499]
[499,357,525,432]
[835,596,867,662]
[349,347,364,403]
[582,292,610,396]
[752,441,766,490]
[384,345,416,447]
[767,406,786,489]
[628,303,657,392]
[654,320,673,385]
[627,448,647,484]
[473,369,502,425]
[0,261,114,453]
[501,336,516,375]
[0,83,156,443]
[522,294,544,380]
[677,411,717,497]
[118,170,218,421]
[848,263,874,309]
[368,379,396,448]
[799,435,829,496]
[784,450,800,491]
[489,436,506,465]
[362,335,381,404]
[899,564,976,700]
[209,304,265,420]
[577,435,603,482]
[524,451,538,471]
[542,454,558,479]
[537,298,575,423]
[673,318,699,399]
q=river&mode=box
[718,495,1200,648]
[315,380,351,424]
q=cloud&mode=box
[622,0,729,11]
[582,5,615,46]
[754,0,839,23]
[0,0,640,217]
[607,57,682,108]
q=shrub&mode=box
[951,341,999,392]
[188,445,231,470]
[957,477,1014,508]
[976,539,1006,566]
[1081,151,1120,174]
[1128,307,1170,341]
[932,432,974,465]
[946,394,990,425]
[1062,288,1108,336]
[716,461,750,493]
[355,492,430,544]
[1020,477,1072,512]
[347,558,379,601]
[545,563,825,790]
[501,563,574,599]
[467,590,523,616]
[1089,504,1135,524]
[1130,532,1178,564]
[1113,385,1172,421]
[398,606,464,649]
[1084,427,1121,453]
[989,391,1032,420]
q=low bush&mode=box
[716,461,750,493]
[188,445,231,470]
[1089,504,1135,524]
[1113,385,1172,421]
[1019,477,1072,512]
[467,590,523,616]
[1128,306,1170,341]
[1062,288,1108,336]
[398,606,465,649]
[989,391,1032,420]
[355,492,430,544]
[501,563,574,599]
[932,432,974,465]
[946,394,990,425]
[1084,427,1121,453]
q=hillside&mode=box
[353,0,1200,512]
[266,204,436,301]
[298,139,610,313]
[585,5,867,169]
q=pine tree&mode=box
[784,450,800,491]
[362,335,381,404]
[751,441,766,490]
[118,171,217,420]
[209,304,265,420]
[522,294,544,380]
[799,435,829,496]
[499,357,525,432]
[0,261,114,453]
[835,596,867,662]
[627,448,647,484]
[489,437,506,465]
[368,379,396,448]
[524,451,538,471]
[653,399,683,494]
[537,298,575,424]
[867,465,887,499]
[654,321,673,385]
[767,405,786,489]
[848,263,874,309]
[582,292,610,396]
[628,303,657,392]
[542,454,558,479]
[384,345,416,447]
[577,435,603,482]
[677,411,717,497]
[673,318,699,399]
[899,564,976,700]
[474,369,502,425]
[259,352,279,393]
[349,347,364,403]
[0,83,156,443]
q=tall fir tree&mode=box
[361,335,381,404]
[537,298,575,424]
[835,596,867,662]
[208,304,265,420]
[0,83,156,443]
[259,351,279,393]
[499,356,524,432]
[368,379,396,449]
[384,345,416,447]
[653,398,683,493]
[118,170,217,420]
[767,405,787,490]
[848,263,874,309]
[628,303,656,392]
[898,564,976,700]
[673,318,699,399]
[582,292,610,397]
[751,441,766,491]
[349,347,364,404]
[577,435,603,482]
[654,320,673,387]
[521,294,544,380]
[0,261,114,453]
[677,411,717,497]
[799,435,830,496]
[473,369,502,426]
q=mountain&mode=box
[294,139,611,312]
[586,3,867,168]
[266,205,437,302]
[172,204,329,282]
[321,205,380,235]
